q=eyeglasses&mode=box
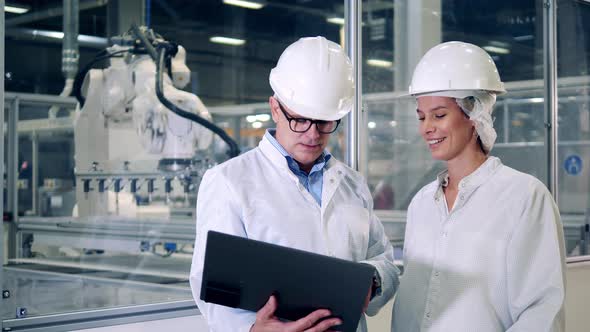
[278,102,341,134]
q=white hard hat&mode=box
[269,36,354,121]
[408,41,506,97]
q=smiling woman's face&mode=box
[416,96,477,161]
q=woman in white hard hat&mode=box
[392,41,566,331]
[190,36,399,332]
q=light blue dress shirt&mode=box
[264,129,331,206]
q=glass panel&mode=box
[3,0,345,321]
[362,0,546,255]
[556,0,590,256]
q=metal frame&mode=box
[567,255,590,264]
[0,1,574,331]
[6,97,19,260]
[1,3,5,322]
[544,0,559,199]
[345,0,363,172]
[2,93,78,263]
[2,299,198,332]
[17,216,196,244]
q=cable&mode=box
[78,24,241,158]
[130,24,240,158]
[154,48,240,158]
[73,49,130,108]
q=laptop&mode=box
[200,230,375,332]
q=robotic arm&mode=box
[74,26,238,163]
[129,52,213,159]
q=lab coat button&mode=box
[330,179,334,183]
[460,195,464,200]
[435,271,439,277]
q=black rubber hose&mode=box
[130,24,159,60]
[130,24,240,158]
[155,48,240,158]
[73,49,129,108]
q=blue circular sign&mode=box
[564,155,583,176]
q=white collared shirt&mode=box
[392,156,566,332]
[190,135,399,332]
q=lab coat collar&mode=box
[434,156,503,211]
[258,129,334,175]
[265,130,332,177]
[259,135,295,178]
[435,157,502,189]
[259,134,337,182]
[259,134,345,209]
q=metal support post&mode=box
[543,0,558,200]
[1,1,7,310]
[345,0,362,172]
[6,97,19,259]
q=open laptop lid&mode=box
[200,230,375,332]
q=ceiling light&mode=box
[223,0,264,10]
[37,30,65,39]
[252,121,263,129]
[246,115,257,123]
[367,59,393,68]
[390,121,397,127]
[529,98,544,103]
[368,122,376,129]
[5,4,30,14]
[255,114,271,122]
[25,30,107,45]
[78,35,108,45]
[489,40,510,48]
[326,17,345,25]
[210,36,246,46]
[483,46,510,55]
[514,35,534,41]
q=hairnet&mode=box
[455,91,497,154]
[418,90,497,153]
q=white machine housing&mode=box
[74,44,213,217]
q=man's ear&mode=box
[269,97,280,123]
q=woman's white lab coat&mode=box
[392,157,566,331]
[190,135,399,332]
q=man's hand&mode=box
[250,295,342,332]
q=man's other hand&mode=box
[250,295,342,332]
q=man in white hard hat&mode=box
[392,41,566,331]
[190,36,399,332]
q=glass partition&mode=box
[2,0,345,323]
[556,0,590,256]
[361,0,590,257]
[2,0,588,329]
[364,0,545,210]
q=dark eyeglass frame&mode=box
[277,102,341,134]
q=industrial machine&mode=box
[73,25,239,218]
[2,27,242,327]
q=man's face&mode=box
[269,97,332,171]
